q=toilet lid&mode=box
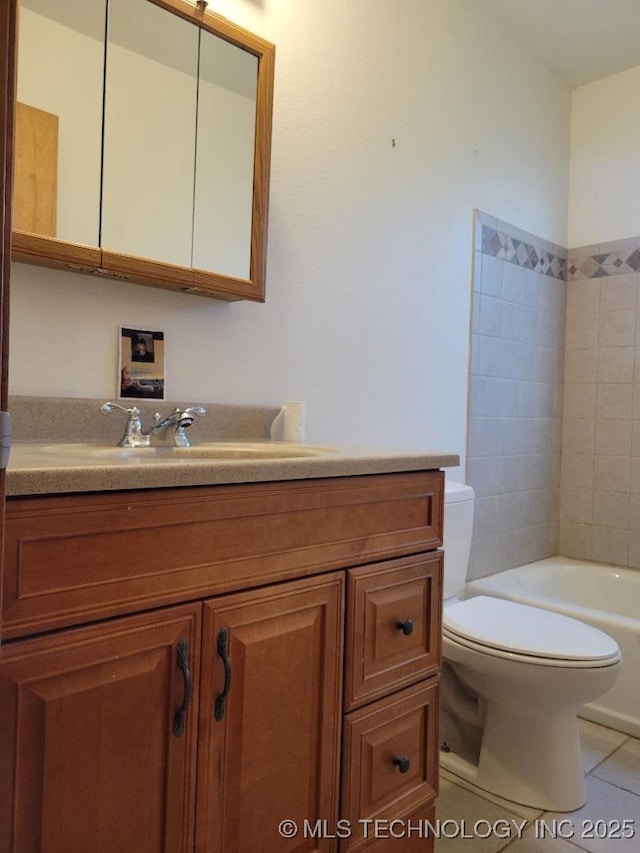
[443,596,620,662]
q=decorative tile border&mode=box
[567,244,640,280]
[477,213,567,282]
[476,210,640,282]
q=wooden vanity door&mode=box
[197,573,344,853]
[0,603,200,853]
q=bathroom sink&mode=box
[11,441,335,466]
[87,442,333,461]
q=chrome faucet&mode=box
[149,407,207,446]
[101,402,207,448]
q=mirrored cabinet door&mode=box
[101,0,198,268]
[193,31,257,281]
[16,0,105,247]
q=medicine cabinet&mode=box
[12,0,275,301]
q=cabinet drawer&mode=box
[348,803,436,853]
[340,679,439,851]
[344,553,442,711]
[3,471,443,638]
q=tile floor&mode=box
[436,719,640,851]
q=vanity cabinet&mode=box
[0,470,444,853]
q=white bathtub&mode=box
[465,557,640,737]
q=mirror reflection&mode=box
[193,30,257,280]
[14,0,265,290]
[16,0,105,246]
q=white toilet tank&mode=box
[443,480,475,600]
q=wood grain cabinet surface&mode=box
[196,574,344,853]
[0,604,201,853]
[344,553,442,711]
[341,680,440,852]
[0,470,444,853]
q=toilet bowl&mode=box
[441,481,621,811]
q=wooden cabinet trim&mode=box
[11,229,102,271]
[3,471,443,638]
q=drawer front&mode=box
[344,553,442,711]
[340,680,439,852]
[3,471,443,638]
[343,803,436,853]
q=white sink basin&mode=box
[10,441,335,466]
[85,442,333,461]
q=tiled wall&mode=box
[468,213,640,574]
[561,236,640,567]
[466,211,566,579]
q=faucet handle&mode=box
[101,401,141,418]
[100,401,145,446]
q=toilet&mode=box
[441,480,621,812]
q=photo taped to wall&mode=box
[119,327,165,400]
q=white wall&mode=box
[9,0,571,475]
[568,64,640,248]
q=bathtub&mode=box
[465,557,640,738]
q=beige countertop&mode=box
[5,397,459,496]
[6,441,460,496]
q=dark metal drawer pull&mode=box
[396,619,414,636]
[392,755,411,774]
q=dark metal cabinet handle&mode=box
[214,628,232,721]
[396,619,414,636]
[172,638,192,737]
[392,755,411,774]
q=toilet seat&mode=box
[443,596,621,668]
